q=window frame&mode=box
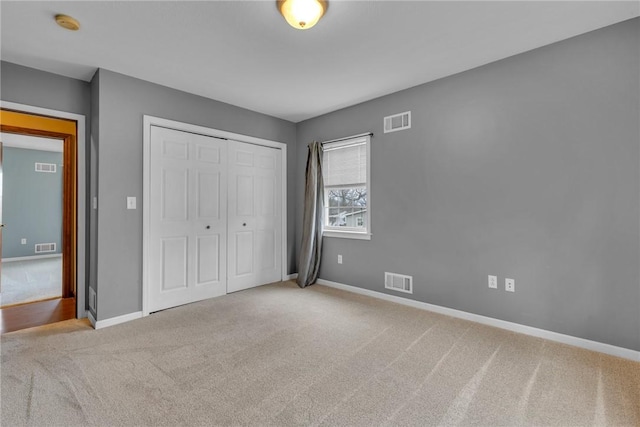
[322,135,371,240]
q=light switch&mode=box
[127,197,137,210]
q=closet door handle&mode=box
[242,223,247,227]
[205,225,210,229]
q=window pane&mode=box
[327,208,341,226]
[325,206,367,229]
[328,188,366,208]
[348,208,366,229]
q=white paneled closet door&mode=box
[227,140,282,293]
[148,126,227,312]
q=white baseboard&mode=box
[87,311,97,328]
[285,273,298,281]
[316,278,640,362]
[2,254,62,262]
[88,311,143,330]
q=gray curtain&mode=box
[297,141,324,288]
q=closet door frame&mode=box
[142,115,287,317]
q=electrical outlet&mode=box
[488,275,497,289]
[337,255,343,264]
[21,238,27,245]
[505,278,515,292]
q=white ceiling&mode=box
[1,133,64,152]
[1,1,638,123]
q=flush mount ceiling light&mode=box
[277,0,328,30]
[55,14,80,31]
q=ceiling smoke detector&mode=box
[55,14,80,31]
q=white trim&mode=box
[2,253,62,262]
[90,311,143,329]
[87,311,97,328]
[285,273,298,281]
[280,144,288,284]
[1,101,87,320]
[323,230,372,240]
[316,278,640,362]
[144,116,286,150]
[142,115,288,316]
[142,118,151,317]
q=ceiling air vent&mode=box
[385,272,413,294]
[384,111,411,133]
[35,243,56,253]
[35,162,57,173]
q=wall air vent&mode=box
[35,243,56,253]
[384,111,411,133]
[385,272,413,294]
[35,162,57,173]
[89,287,97,312]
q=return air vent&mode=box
[384,111,411,133]
[35,162,57,173]
[89,288,97,312]
[35,243,56,253]
[385,272,413,294]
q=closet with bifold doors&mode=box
[146,125,282,313]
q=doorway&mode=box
[143,116,287,316]
[1,133,64,307]
[0,106,84,332]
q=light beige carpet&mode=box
[1,281,639,426]
[1,257,62,307]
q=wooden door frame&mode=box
[0,109,78,302]
[141,115,288,317]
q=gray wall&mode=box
[1,61,90,117]
[93,69,297,320]
[2,147,63,258]
[296,19,640,351]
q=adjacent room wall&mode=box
[93,69,297,320]
[1,147,63,258]
[296,18,640,351]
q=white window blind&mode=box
[323,140,367,188]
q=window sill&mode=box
[323,230,371,240]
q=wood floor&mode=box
[0,298,76,334]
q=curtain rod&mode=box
[321,132,373,145]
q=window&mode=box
[322,135,371,240]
